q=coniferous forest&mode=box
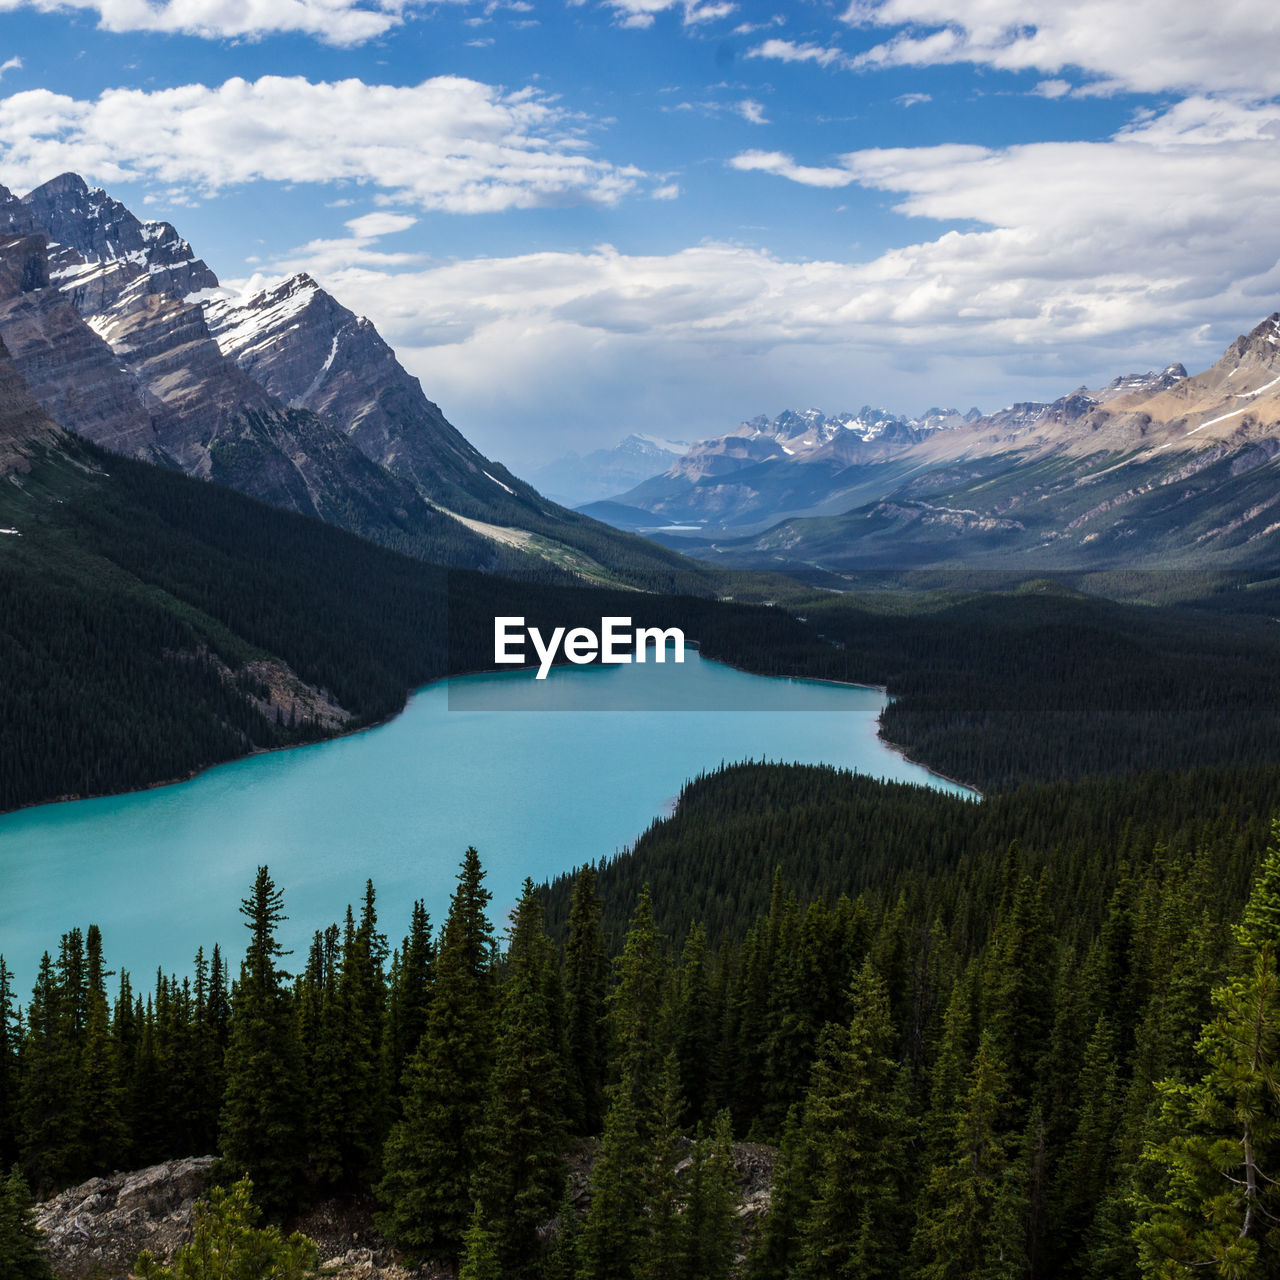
[4,761,1280,1278]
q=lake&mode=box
[0,652,973,992]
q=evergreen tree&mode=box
[608,886,671,1129]
[914,1032,1028,1280]
[218,868,305,1217]
[0,1167,52,1280]
[458,1205,502,1280]
[680,1111,737,1280]
[474,880,568,1277]
[0,962,19,1171]
[376,848,495,1264]
[134,1177,317,1280]
[797,961,908,1280]
[382,900,433,1105]
[577,1086,648,1280]
[1133,829,1280,1276]
[563,866,609,1136]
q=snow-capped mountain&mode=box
[586,404,978,531]
[673,325,1280,571]
[0,174,693,585]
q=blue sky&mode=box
[2,0,1280,467]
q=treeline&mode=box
[0,435,819,815]
[4,765,1280,1276]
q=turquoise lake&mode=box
[0,652,973,991]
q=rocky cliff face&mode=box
[0,180,504,566]
[0,172,663,582]
[0,330,63,474]
[205,274,495,503]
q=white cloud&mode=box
[651,182,681,199]
[894,91,930,107]
[258,97,1280,457]
[344,211,417,237]
[736,98,768,124]
[0,0,418,46]
[730,149,854,187]
[842,0,1280,97]
[1032,79,1072,100]
[0,57,21,79]
[746,38,850,69]
[0,76,644,213]
[599,0,736,27]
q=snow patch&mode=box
[483,469,516,495]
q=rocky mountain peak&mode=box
[21,172,216,295]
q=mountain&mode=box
[588,405,979,533]
[524,432,689,506]
[0,174,705,591]
[663,323,1280,570]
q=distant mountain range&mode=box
[0,173,700,591]
[603,324,1280,570]
[524,433,689,506]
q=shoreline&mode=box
[0,648,981,822]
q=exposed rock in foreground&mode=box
[35,1158,217,1280]
[34,1144,776,1280]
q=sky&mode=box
[2,2,1280,468]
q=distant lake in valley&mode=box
[0,652,973,990]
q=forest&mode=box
[3,759,1280,1278]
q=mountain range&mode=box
[0,173,700,591]
[525,433,689,507]
[576,328,1280,571]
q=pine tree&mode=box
[577,1086,648,1280]
[0,1167,53,1280]
[914,1032,1027,1280]
[563,866,609,1136]
[680,1111,737,1280]
[797,960,908,1280]
[0,961,19,1170]
[217,867,305,1217]
[376,848,495,1264]
[474,880,568,1277]
[134,1177,316,1280]
[382,900,433,1105]
[1133,828,1280,1276]
[609,886,672,1129]
[746,1105,818,1280]
[458,1204,502,1280]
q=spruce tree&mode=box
[458,1205,502,1280]
[0,961,19,1170]
[1133,828,1280,1276]
[914,1032,1027,1280]
[563,866,609,1135]
[0,1167,53,1280]
[376,847,495,1264]
[217,867,305,1217]
[681,1111,737,1280]
[797,960,909,1280]
[474,880,568,1277]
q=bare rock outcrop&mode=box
[34,1157,216,1280]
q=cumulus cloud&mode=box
[256,96,1280,456]
[0,0,419,46]
[730,149,854,187]
[597,0,736,29]
[842,0,1280,97]
[736,98,768,124]
[746,38,850,68]
[0,75,644,213]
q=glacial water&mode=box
[0,652,973,990]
